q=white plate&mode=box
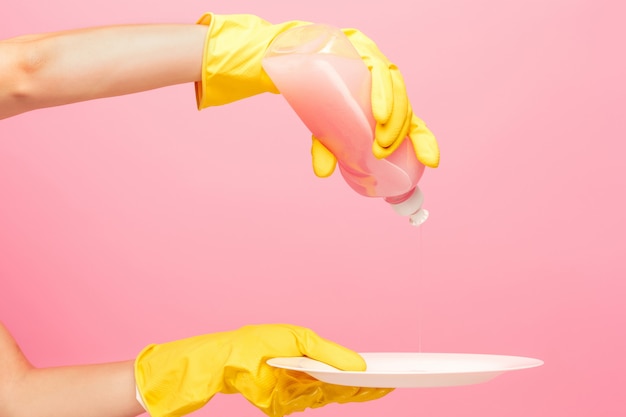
[267,352,543,388]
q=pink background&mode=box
[1,0,625,416]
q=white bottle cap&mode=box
[389,187,429,227]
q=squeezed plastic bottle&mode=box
[262,24,428,226]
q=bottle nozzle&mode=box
[409,208,429,226]
[388,187,428,227]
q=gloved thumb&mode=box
[292,326,367,372]
[311,136,337,178]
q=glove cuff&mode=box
[135,384,147,411]
[195,13,308,108]
[134,338,225,417]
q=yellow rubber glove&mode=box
[194,13,439,175]
[312,29,440,177]
[135,324,392,417]
[195,13,309,107]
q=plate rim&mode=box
[267,352,545,376]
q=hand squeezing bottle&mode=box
[262,24,428,226]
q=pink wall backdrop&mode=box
[1,0,625,416]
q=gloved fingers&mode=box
[264,370,332,417]
[340,27,437,168]
[290,327,366,372]
[341,28,394,125]
[369,58,394,126]
[342,27,409,146]
[267,370,393,417]
[372,66,410,149]
[305,383,392,408]
[408,115,440,168]
[373,95,412,159]
[311,136,337,177]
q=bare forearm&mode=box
[9,361,145,417]
[1,324,144,417]
[0,23,208,119]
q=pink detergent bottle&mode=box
[262,24,428,226]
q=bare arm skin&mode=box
[0,22,207,417]
[0,24,208,119]
[0,23,210,415]
[0,322,145,417]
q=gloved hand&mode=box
[134,324,393,417]
[194,13,439,174]
[312,29,440,177]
